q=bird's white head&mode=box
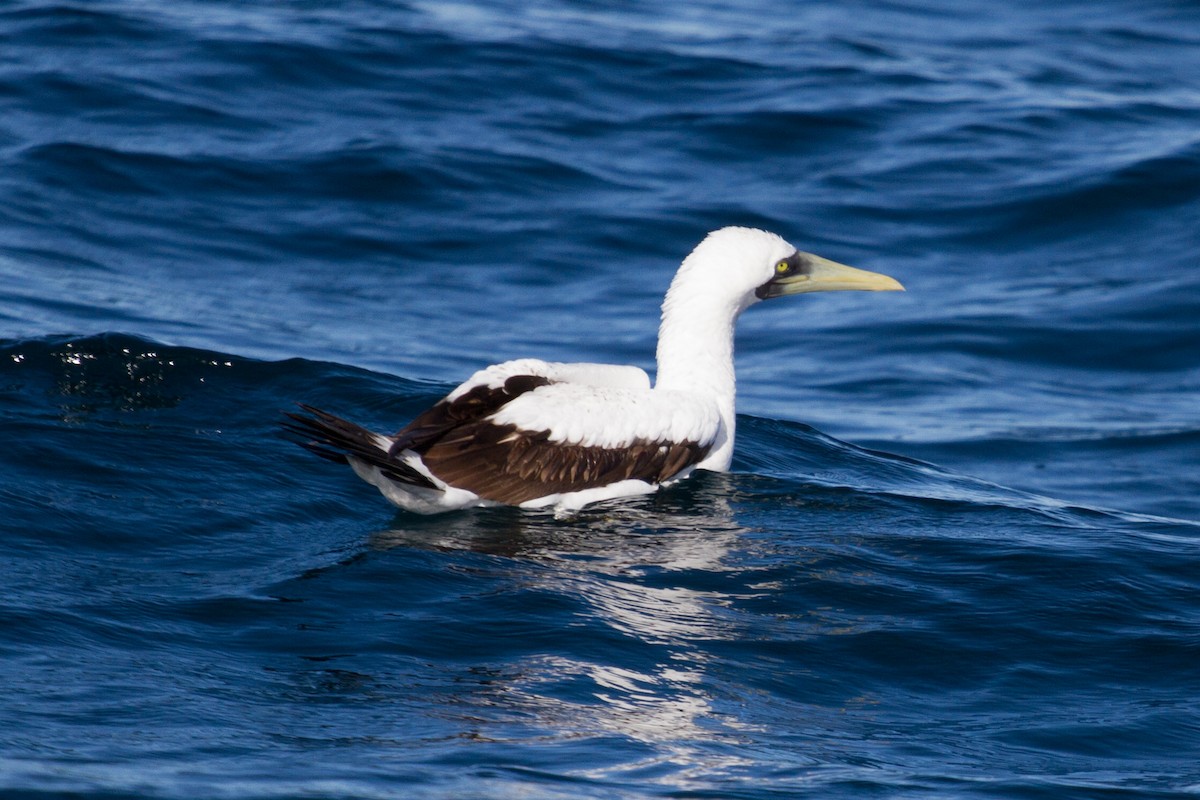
[655,227,905,466]
[667,226,904,317]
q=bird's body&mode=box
[285,227,903,514]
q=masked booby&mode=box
[284,226,903,514]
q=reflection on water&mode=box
[369,472,748,574]
[368,473,761,771]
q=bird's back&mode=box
[390,359,719,506]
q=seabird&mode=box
[284,226,903,514]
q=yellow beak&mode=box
[772,253,904,295]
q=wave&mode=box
[1,4,159,41]
[4,332,1193,540]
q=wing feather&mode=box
[289,358,715,507]
[419,385,718,505]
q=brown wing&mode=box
[391,375,552,455]
[420,419,711,505]
[285,375,554,492]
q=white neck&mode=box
[653,277,753,471]
[647,227,794,471]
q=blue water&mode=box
[2,1,1199,797]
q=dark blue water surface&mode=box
[3,1,1199,797]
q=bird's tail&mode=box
[281,404,438,489]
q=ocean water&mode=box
[2,0,1199,797]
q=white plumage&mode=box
[285,227,903,514]
[490,383,719,450]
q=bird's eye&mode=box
[775,261,790,275]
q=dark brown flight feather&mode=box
[420,420,710,505]
[282,404,438,489]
